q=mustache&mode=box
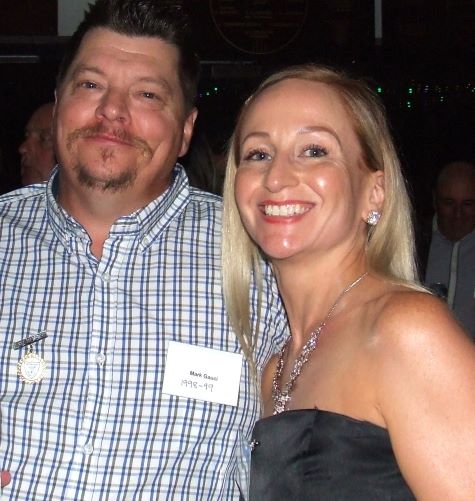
[66,124,153,157]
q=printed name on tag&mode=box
[162,341,243,406]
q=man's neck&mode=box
[57,178,169,259]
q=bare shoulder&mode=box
[367,281,475,420]
[366,284,475,497]
[364,282,475,411]
[370,285,473,354]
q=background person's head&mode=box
[19,102,55,185]
[433,161,475,242]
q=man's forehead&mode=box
[75,28,178,63]
[28,118,51,131]
[438,178,475,199]
[63,30,181,95]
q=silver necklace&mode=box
[272,272,368,415]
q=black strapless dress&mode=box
[249,409,416,500]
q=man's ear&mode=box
[432,190,437,212]
[178,108,198,158]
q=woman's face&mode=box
[235,78,380,263]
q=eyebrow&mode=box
[69,64,105,81]
[241,125,342,147]
[298,125,342,147]
[69,64,173,95]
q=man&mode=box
[425,161,475,338]
[18,102,55,185]
[0,1,287,499]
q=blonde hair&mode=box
[222,64,421,362]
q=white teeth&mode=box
[264,204,309,216]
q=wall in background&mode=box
[0,0,89,36]
[0,0,473,205]
[58,0,89,36]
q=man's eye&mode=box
[39,132,52,145]
[441,199,454,206]
[141,92,159,100]
[40,130,53,146]
[79,81,97,89]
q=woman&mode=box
[222,65,475,499]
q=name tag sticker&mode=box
[163,341,243,406]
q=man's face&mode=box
[435,174,475,241]
[54,28,196,199]
[19,104,55,185]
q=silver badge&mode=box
[17,346,47,384]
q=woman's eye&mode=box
[303,145,328,157]
[243,149,270,161]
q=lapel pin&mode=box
[14,332,48,384]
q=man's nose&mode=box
[18,137,31,155]
[453,203,464,218]
[95,89,131,123]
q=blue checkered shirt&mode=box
[0,165,288,500]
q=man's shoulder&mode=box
[0,185,46,208]
[460,228,475,248]
[182,187,223,218]
[187,187,222,206]
[0,185,47,228]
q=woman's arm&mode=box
[375,291,475,499]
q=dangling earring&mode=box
[366,210,381,226]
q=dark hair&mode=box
[56,0,200,110]
[181,120,223,195]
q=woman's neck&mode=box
[273,253,367,347]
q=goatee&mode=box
[66,124,152,192]
[75,161,137,192]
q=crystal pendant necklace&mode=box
[272,272,368,415]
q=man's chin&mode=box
[441,227,473,242]
[76,167,136,193]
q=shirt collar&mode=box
[46,164,190,253]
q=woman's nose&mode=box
[263,155,298,192]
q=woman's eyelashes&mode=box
[242,148,271,162]
[241,144,329,163]
[300,144,328,158]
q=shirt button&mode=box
[83,442,93,455]
[96,353,106,366]
[102,273,111,282]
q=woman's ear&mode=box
[362,170,385,221]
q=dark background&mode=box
[0,0,474,220]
